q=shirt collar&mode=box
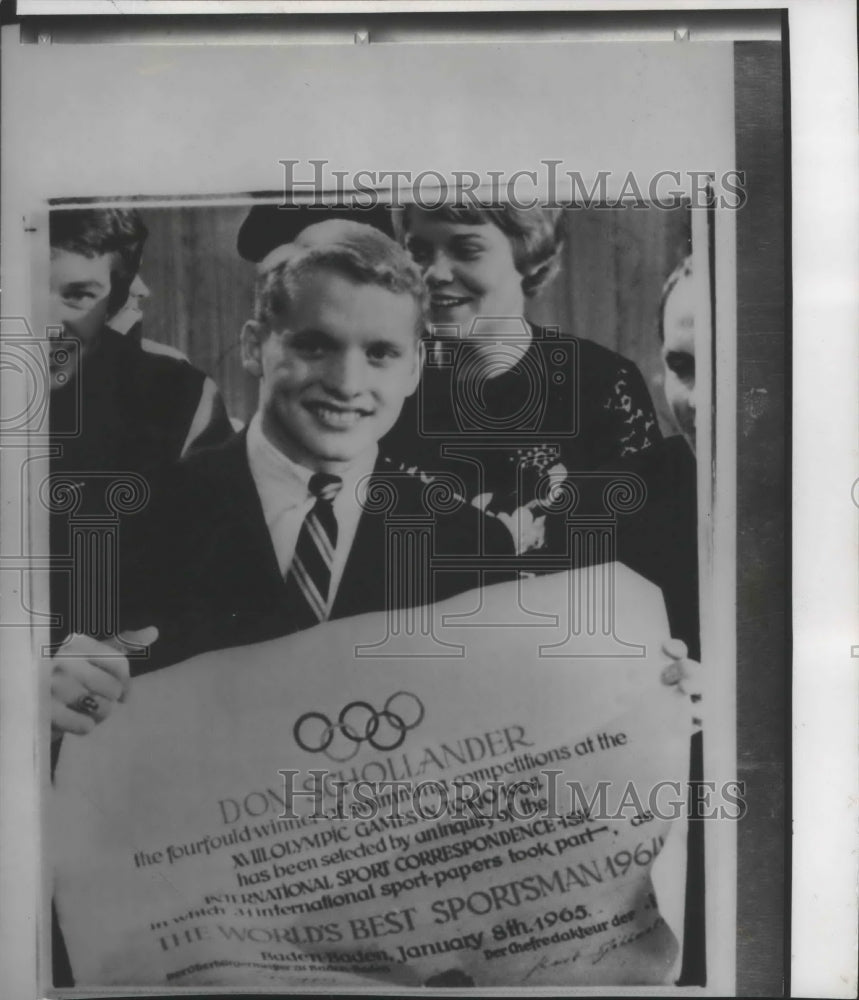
[246,412,379,517]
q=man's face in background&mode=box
[661,270,697,453]
[48,248,116,388]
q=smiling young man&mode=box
[103,220,513,673]
[243,244,423,477]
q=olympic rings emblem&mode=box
[293,692,425,762]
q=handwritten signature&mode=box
[522,948,582,982]
[521,916,666,981]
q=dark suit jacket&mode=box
[538,434,699,659]
[382,328,663,504]
[611,436,699,659]
[121,433,514,672]
[49,327,234,649]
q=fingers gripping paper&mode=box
[52,566,693,988]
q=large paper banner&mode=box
[53,567,693,988]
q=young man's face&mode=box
[49,249,115,386]
[242,268,423,473]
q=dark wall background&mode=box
[733,38,788,997]
[136,205,691,432]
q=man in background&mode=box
[48,209,235,642]
[48,207,239,717]
[49,208,233,479]
[658,255,697,453]
[47,207,235,984]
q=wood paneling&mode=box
[529,206,690,435]
[138,206,258,425]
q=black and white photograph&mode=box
[0,3,851,997]
[45,193,708,990]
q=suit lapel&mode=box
[331,502,387,621]
[330,459,398,621]
[210,447,418,626]
[208,431,285,602]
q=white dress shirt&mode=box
[246,413,377,614]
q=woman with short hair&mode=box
[385,203,663,542]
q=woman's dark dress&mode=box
[384,327,663,513]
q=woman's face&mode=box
[404,210,526,334]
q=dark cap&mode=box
[237,204,395,263]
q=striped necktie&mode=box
[283,472,343,631]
